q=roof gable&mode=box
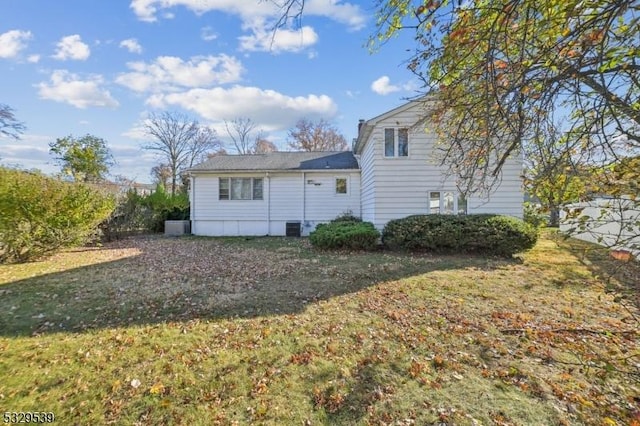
[189,151,359,172]
[354,97,432,154]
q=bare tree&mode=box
[254,138,278,154]
[144,112,220,195]
[207,148,228,159]
[288,118,348,152]
[224,117,268,155]
[188,126,221,167]
[150,163,172,189]
[0,104,26,140]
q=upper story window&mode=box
[384,128,409,157]
[219,178,263,200]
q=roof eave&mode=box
[189,168,360,174]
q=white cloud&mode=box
[130,0,276,23]
[120,38,143,54]
[0,134,55,173]
[200,26,218,41]
[130,0,365,54]
[303,0,367,30]
[371,76,400,95]
[116,54,244,92]
[0,30,32,59]
[36,70,119,109]
[27,54,40,63]
[370,76,419,96]
[52,35,90,61]
[146,85,337,131]
[129,0,366,33]
[239,22,319,53]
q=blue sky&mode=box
[1,0,421,182]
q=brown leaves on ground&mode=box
[0,231,638,425]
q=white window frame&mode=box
[219,177,263,200]
[335,177,348,195]
[383,127,409,158]
[428,191,467,215]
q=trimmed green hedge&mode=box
[309,221,380,250]
[382,214,538,256]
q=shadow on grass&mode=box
[0,235,518,337]
[552,232,640,310]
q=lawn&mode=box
[0,231,638,425]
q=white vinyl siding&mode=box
[191,171,360,236]
[359,135,376,224]
[466,157,523,218]
[304,172,360,222]
[357,101,523,229]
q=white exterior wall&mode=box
[467,157,524,218]
[359,134,376,224]
[358,102,523,229]
[560,198,640,257]
[191,171,360,236]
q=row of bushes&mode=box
[0,167,191,263]
[101,187,189,241]
[309,213,538,256]
[0,167,115,263]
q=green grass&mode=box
[0,231,638,425]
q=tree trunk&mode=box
[549,207,560,228]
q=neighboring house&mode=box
[188,100,523,236]
[560,197,640,258]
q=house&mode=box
[560,197,640,258]
[188,100,523,236]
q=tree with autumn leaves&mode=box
[287,118,348,152]
[368,0,638,196]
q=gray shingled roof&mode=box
[189,151,359,171]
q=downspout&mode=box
[190,175,195,221]
[302,172,306,228]
[266,172,270,235]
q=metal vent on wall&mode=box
[285,221,301,237]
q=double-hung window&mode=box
[335,177,348,195]
[429,191,467,215]
[384,128,409,157]
[219,178,263,200]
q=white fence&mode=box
[560,197,640,257]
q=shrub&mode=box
[100,190,155,241]
[523,202,548,228]
[0,167,115,263]
[310,221,380,250]
[330,211,362,224]
[382,214,537,256]
[141,186,190,232]
[101,185,190,239]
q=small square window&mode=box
[336,178,348,194]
